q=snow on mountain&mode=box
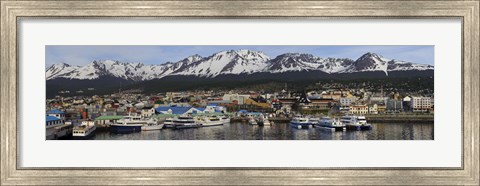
[45,63,80,80]
[344,52,390,75]
[46,50,433,81]
[172,50,270,77]
[266,53,323,73]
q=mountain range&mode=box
[46,50,433,81]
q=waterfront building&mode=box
[386,99,403,112]
[141,106,155,118]
[155,106,201,115]
[412,96,433,112]
[349,105,369,115]
[222,93,251,105]
[402,96,413,112]
[368,104,378,114]
[47,109,65,120]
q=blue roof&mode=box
[195,108,206,111]
[47,109,64,114]
[156,106,192,115]
[238,110,248,113]
[46,115,60,122]
[207,103,218,106]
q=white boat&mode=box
[195,115,224,127]
[174,115,201,129]
[248,117,257,125]
[72,120,96,139]
[340,115,372,130]
[141,119,164,131]
[110,115,145,133]
[220,115,231,124]
[308,117,320,125]
[163,117,175,128]
[263,116,271,126]
[290,116,311,129]
[316,117,345,131]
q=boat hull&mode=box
[174,124,200,129]
[141,124,164,131]
[72,131,96,140]
[110,125,142,133]
[290,122,311,129]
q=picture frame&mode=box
[1,0,478,185]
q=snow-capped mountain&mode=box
[46,50,434,81]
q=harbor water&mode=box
[90,122,433,140]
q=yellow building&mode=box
[349,105,369,115]
[245,98,271,109]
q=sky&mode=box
[46,45,434,67]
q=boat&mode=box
[110,115,145,133]
[220,115,231,124]
[163,117,175,128]
[340,115,372,130]
[308,117,320,125]
[289,116,311,129]
[72,120,96,139]
[141,119,164,131]
[195,115,224,127]
[262,116,271,126]
[315,117,346,131]
[173,115,201,129]
[248,117,257,125]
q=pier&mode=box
[365,114,434,123]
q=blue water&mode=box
[91,122,433,140]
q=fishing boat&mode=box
[173,115,201,129]
[72,120,96,139]
[141,119,164,131]
[315,117,346,131]
[290,116,311,129]
[340,115,372,130]
[110,115,145,133]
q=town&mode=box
[45,82,434,140]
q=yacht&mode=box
[195,115,224,127]
[110,115,145,133]
[290,116,311,129]
[173,115,201,129]
[340,115,372,130]
[316,117,346,131]
[141,118,164,131]
[308,117,320,125]
[163,117,175,128]
[72,120,96,139]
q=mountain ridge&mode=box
[46,50,434,81]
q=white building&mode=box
[412,97,432,112]
[222,93,250,105]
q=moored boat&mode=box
[141,119,164,131]
[173,115,201,129]
[315,117,346,131]
[248,117,257,125]
[340,115,372,130]
[195,115,224,127]
[110,115,145,133]
[290,116,311,129]
[72,120,96,139]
